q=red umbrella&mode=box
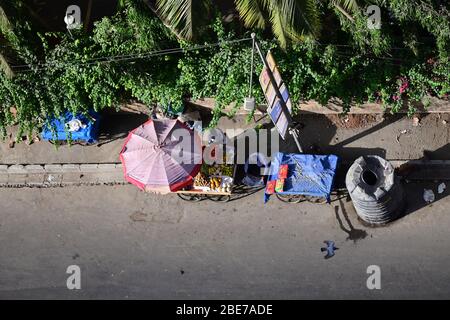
[120,119,202,194]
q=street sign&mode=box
[259,51,292,139]
[252,33,303,152]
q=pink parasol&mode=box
[120,119,202,194]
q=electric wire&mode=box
[10,37,252,72]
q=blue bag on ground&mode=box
[41,111,101,143]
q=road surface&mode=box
[0,182,449,299]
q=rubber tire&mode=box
[177,193,203,202]
[208,195,231,202]
[276,193,305,204]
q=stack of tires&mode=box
[345,155,404,225]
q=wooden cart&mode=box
[176,164,238,203]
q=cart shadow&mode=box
[229,185,265,201]
[395,143,450,220]
[251,110,395,165]
[288,111,409,161]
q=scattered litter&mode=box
[25,136,33,145]
[423,189,435,203]
[47,174,55,182]
[67,119,86,132]
[438,183,446,194]
[412,116,420,126]
[443,120,448,125]
[396,129,409,143]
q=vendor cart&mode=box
[120,117,244,202]
[176,163,238,203]
[264,152,339,204]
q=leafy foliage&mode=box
[0,0,449,139]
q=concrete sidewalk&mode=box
[0,163,125,187]
[0,111,449,166]
[0,113,142,165]
[284,112,450,161]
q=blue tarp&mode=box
[264,152,339,203]
[41,111,101,143]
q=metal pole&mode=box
[289,126,303,153]
[250,33,303,153]
[248,36,255,98]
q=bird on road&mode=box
[321,240,338,259]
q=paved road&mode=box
[0,182,449,299]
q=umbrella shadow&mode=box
[395,143,450,220]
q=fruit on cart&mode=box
[216,181,232,193]
[206,164,233,177]
[222,165,234,177]
[194,172,209,187]
[209,177,222,190]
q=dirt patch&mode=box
[324,114,381,129]
[130,211,148,222]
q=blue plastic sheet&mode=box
[41,111,101,143]
[264,152,339,203]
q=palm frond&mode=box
[0,5,15,78]
[0,52,14,79]
[267,2,289,47]
[235,0,267,29]
[270,0,321,46]
[331,0,360,22]
[155,0,210,40]
[291,0,321,37]
[0,5,12,34]
[332,0,360,13]
[156,0,192,39]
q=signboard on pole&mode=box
[259,51,292,139]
